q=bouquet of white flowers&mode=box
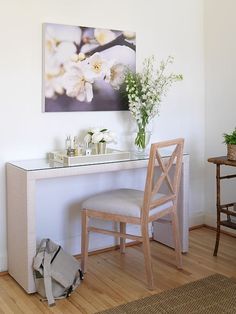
[84,128,116,144]
[125,56,183,151]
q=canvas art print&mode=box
[43,23,136,112]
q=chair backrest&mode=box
[142,138,184,220]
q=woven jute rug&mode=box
[96,274,236,314]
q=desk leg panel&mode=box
[7,164,36,293]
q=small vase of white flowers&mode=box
[84,128,116,154]
[125,55,183,155]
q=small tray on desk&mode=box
[49,149,131,166]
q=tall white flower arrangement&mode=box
[124,56,183,149]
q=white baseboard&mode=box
[189,212,205,227]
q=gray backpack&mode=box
[33,238,83,306]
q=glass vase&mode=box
[133,126,151,156]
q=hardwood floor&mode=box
[0,227,235,313]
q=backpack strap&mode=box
[43,239,55,306]
[33,238,48,273]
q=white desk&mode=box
[6,154,189,293]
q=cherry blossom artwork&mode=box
[43,23,136,112]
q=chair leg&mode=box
[141,223,154,290]
[81,209,89,273]
[171,209,183,269]
[120,222,126,254]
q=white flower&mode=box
[85,128,116,144]
[89,127,102,134]
[55,42,77,64]
[106,63,126,90]
[44,24,82,99]
[92,132,104,143]
[44,50,65,99]
[44,55,65,98]
[46,24,82,45]
[78,52,86,61]
[63,63,93,102]
[85,52,110,80]
[94,29,116,45]
[123,31,136,40]
[84,134,92,143]
[125,56,183,126]
[45,25,80,66]
[45,55,61,76]
[103,131,116,143]
[45,73,64,98]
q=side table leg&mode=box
[213,164,221,256]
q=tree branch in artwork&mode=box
[84,34,135,57]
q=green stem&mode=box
[135,124,147,149]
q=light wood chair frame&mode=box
[81,138,184,289]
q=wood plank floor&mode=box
[0,227,236,313]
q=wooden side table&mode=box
[208,156,236,256]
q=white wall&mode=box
[0,0,205,271]
[205,0,236,226]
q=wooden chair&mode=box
[81,138,184,290]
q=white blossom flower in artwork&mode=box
[46,24,82,45]
[70,54,80,62]
[123,31,136,40]
[45,73,64,99]
[44,25,82,99]
[78,53,86,61]
[85,52,110,80]
[45,26,81,66]
[94,29,116,45]
[45,56,62,76]
[63,63,94,102]
[105,62,126,90]
[54,42,78,64]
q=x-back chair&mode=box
[81,138,184,289]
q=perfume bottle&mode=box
[65,136,75,156]
[77,144,83,156]
[73,136,78,156]
[65,136,71,150]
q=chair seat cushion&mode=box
[82,189,173,218]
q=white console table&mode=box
[6,153,189,293]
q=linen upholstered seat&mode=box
[80,138,184,290]
[82,189,173,218]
